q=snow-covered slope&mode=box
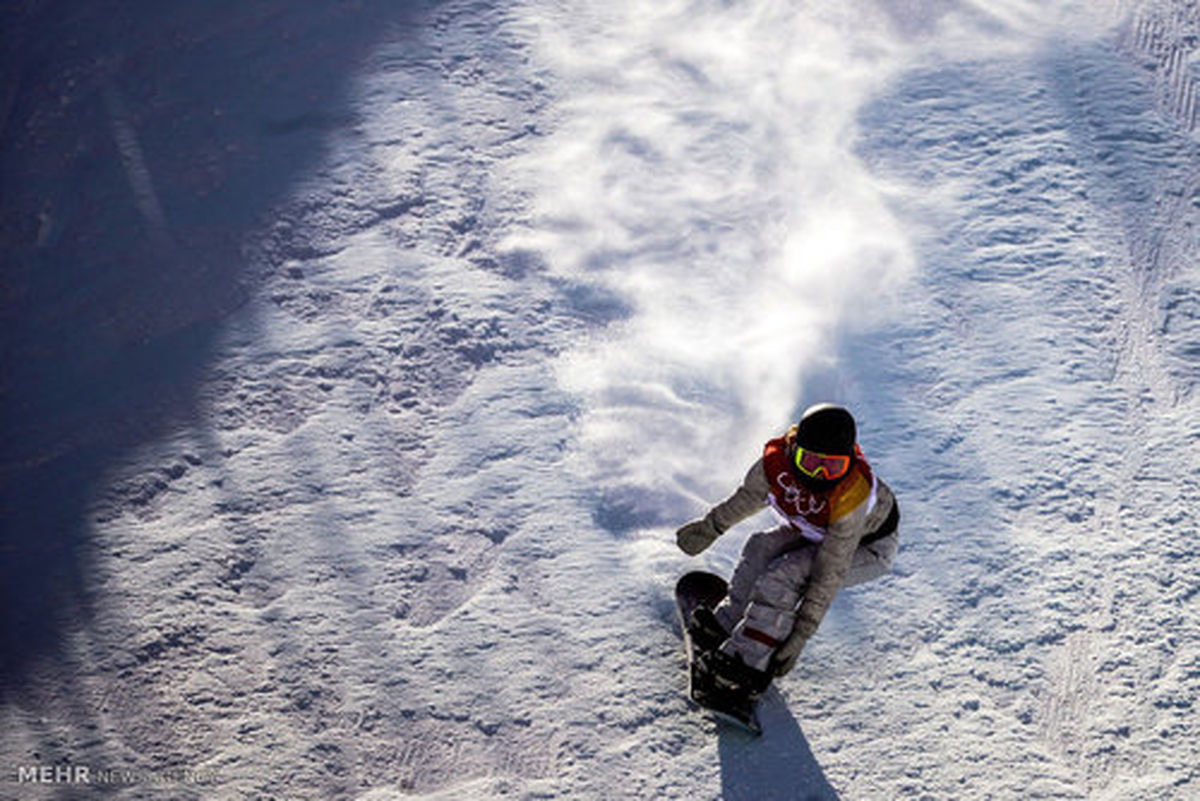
[2,0,1196,798]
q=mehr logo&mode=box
[17,765,92,784]
[14,764,219,785]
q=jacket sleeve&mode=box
[790,488,872,641]
[704,458,771,534]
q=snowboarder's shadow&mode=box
[718,688,839,800]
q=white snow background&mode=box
[1,0,1197,798]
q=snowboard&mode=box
[675,570,762,736]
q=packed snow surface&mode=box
[2,0,1197,798]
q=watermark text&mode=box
[12,764,219,786]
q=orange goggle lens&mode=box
[794,446,851,480]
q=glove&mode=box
[770,630,808,677]
[675,517,720,556]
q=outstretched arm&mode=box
[707,458,770,533]
[676,459,769,555]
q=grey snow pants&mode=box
[712,526,899,672]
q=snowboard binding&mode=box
[695,648,772,701]
[687,606,730,653]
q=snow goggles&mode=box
[793,446,851,481]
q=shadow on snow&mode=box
[0,0,435,698]
[719,689,839,801]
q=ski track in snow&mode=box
[2,0,1198,799]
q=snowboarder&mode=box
[675,403,900,700]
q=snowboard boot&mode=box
[688,606,730,653]
[701,649,772,701]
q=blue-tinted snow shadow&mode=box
[719,690,840,801]
[0,0,435,697]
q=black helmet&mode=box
[796,403,856,456]
[792,403,857,489]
